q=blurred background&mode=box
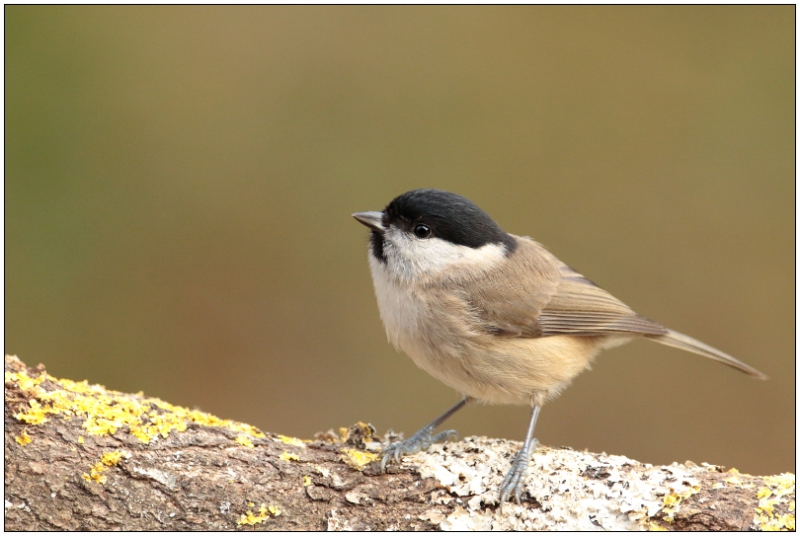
[5,6,794,475]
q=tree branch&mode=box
[4,355,794,531]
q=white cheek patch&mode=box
[379,226,507,281]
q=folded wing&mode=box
[464,237,666,338]
[460,236,765,378]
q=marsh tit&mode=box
[353,188,766,504]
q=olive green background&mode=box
[6,6,794,475]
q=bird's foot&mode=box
[498,439,538,504]
[380,426,458,472]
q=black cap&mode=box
[382,189,517,252]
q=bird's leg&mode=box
[380,397,470,472]
[498,404,541,504]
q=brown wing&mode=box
[463,236,667,338]
[458,238,560,338]
[538,265,667,336]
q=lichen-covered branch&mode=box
[4,355,794,531]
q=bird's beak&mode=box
[352,211,386,233]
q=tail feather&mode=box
[645,329,768,380]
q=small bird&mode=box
[352,188,766,504]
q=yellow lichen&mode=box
[764,473,796,495]
[16,398,48,425]
[338,422,376,445]
[279,451,300,462]
[303,475,312,486]
[81,450,129,485]
[236,503,280,526]
[82,465,106,484]
[342,448,379,471]
[5,368,265,446]
[82,462,107,484]
[758,498,780,516]
[78,436,84,444]
[661,485,701,522]
[276,435,306,447]
[754,473,795,531]
[755,512,795,532]
[235,435,255,448]
[100,451,126,466]
[663,494,680,508]
[15,430,32,446]
[6,369,47,392]
[724,467,743,485]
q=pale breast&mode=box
[366,241,616,406]
[369,252,478,379]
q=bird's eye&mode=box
[413,224,432,239]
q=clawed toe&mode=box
[380,427,458,473]
[498,441,538,504]
[380,442,415,472]
[498,464,525,504]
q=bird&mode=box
[352,188,766,504]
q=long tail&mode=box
[645,329,768,380]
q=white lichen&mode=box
[408,436,704,531]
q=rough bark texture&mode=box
[4,355,795,531]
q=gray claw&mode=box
[499,456,527,504]
[380,427,458,473]
[498,440,538,504]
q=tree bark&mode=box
[4,355,794,531]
